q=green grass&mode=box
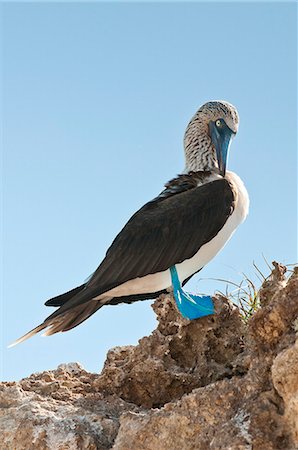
[207,259,296,322]
[214,271,261,322]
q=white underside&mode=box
[98,171,249,300]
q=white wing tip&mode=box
[7,324,47,348]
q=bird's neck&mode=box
[183,123,218,173]
[184,143,219,173]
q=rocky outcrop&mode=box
[1,263,297,449]
[0,362,140,449]
[94,293,245,409]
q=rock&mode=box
[94,294,245,408]
[1,263,297,449]
[114,265,298,450]
[0,364,140,449]
[248,264,298,351]
[272,339,298,446]
[258,261,287,307]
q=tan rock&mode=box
[272,339,298,446]
[0,364,140,450]
[94,294,245,408]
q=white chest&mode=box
[176,171,249,282]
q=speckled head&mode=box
[184,101,239,175]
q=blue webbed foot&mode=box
[170,266,214,320]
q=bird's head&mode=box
[184,101,239,176]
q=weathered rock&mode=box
[248,263,298,351]
[94,294,245,408]
[1,263,297,450]
[0,363,140,450]
[272,338,298,446]
[114,265,298,450]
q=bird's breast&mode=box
[225,171,249,224]
[175,173,248,284]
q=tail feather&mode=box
[8,323,48,348]
[61,301,105,331]
[43,301,105,335]
[8,300,106,347]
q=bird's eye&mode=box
[215,119,222,128]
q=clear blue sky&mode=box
[2,2,297,381]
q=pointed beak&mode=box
[209,122,235,177]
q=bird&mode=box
[10,100,249,346]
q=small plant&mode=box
[195,259,296,322]
[212,259,297,321]
[214,272,261,322]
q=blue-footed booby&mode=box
[10,100,249,346]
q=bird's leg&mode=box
[169,266,214,320]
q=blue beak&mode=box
[209,121,235,177]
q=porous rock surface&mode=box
[1,263,297,449]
